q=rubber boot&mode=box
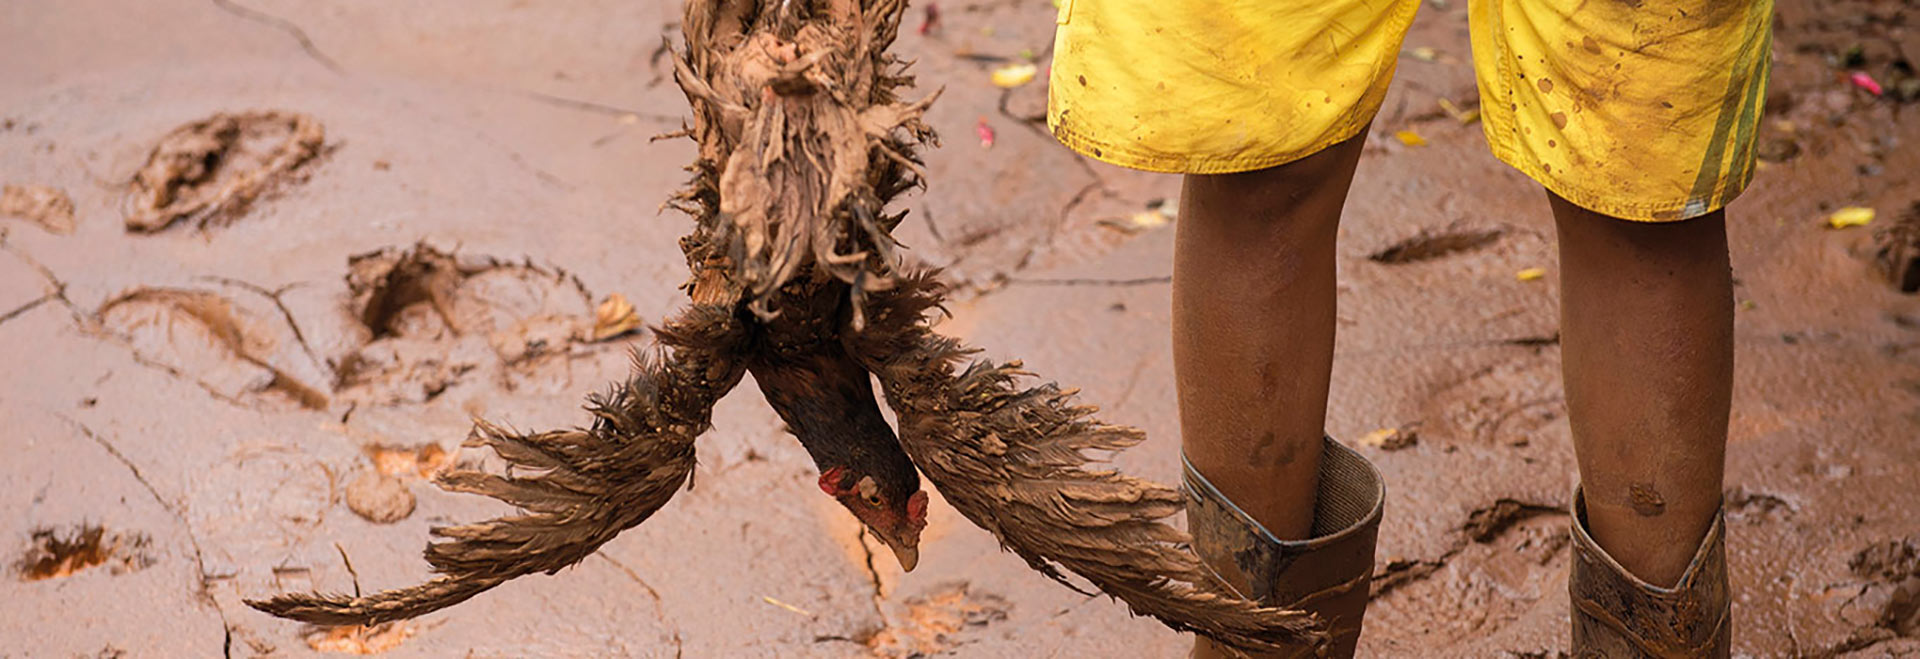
[1570,487,1731,658]
[1183,436,1386,658]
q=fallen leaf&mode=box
[1357,426,1418,451]
[1515,267,1547,282]
[1828,206,1875,228]
[1438,98,1481,125]
[990,62,1037,88]
[1408,47,1439,62]
[1851,71,1884,96]
[975,117,995,148]
[306,623,415,654]
[591,292,642,341]
[1097,199,1175,234]
[1395,130,1427,147]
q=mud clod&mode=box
[1369,227,1505,265]
[15,525,154,581]
[0,183,76,234]
[344,473,415,524]
[124,111,324,232]
[1628,483,1667,517]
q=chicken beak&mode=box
[888,544,919,572]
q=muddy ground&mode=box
[2,0,1917,657]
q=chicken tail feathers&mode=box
[246,305,747,627]
[846,272,1328,655]
[244,574,508,627]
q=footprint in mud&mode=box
[97,286,331,409]
[186,445,337,558]
[1840,538,1920,637]
[868,582,1011,657]
[334,242,618,404]
[15,525,154,581]
[1416,357,1565,448]
[123,111,325,233]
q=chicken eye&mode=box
[865,494,882,506]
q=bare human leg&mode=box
[1552,192,1733,588]
[1175,129,1367,543]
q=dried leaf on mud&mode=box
[1357,425,1419,451]
[1097,199,1175,235]
[590,293,643,341]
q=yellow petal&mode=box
[1394,130,1427,147]
[1515,267,1547,282]
[990,62,1037,88]
[1827,206,1875,229]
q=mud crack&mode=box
[208,0,344,74]
[58,415,236,651]
[593,552,684,659]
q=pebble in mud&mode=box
[345,472,415,523]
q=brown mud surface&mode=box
[2,0,1916,656]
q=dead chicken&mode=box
[248,0,1321,653]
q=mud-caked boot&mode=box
[1569,487,1731,658]
[1183,436,1386,658]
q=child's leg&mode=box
[1551,192,1733,587]
[1174,129,1368,543]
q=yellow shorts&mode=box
[1047,0,1774,221]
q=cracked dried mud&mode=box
[3,0,1917,656]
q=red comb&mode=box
[817,466,847,495]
